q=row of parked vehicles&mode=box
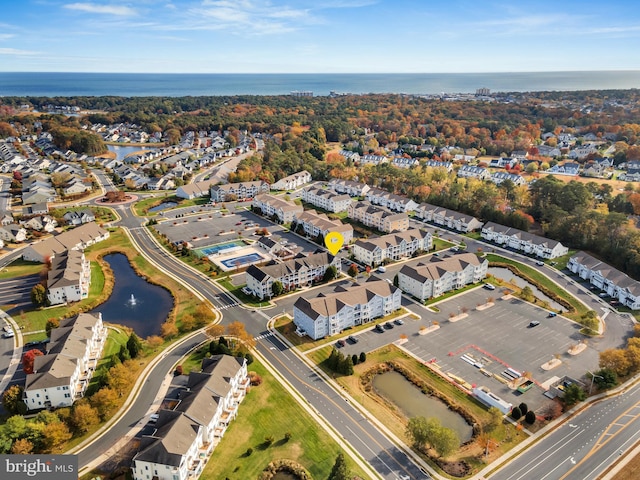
[336,318,405,348]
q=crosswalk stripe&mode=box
[254,332,274,340]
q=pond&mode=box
[372,371,473,443]
[272,472,298,480]
[148,202,178,212]
[488,267,564,311]
[91,253,174,337]
[107,144,154,161]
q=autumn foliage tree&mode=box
[22,349,44,374]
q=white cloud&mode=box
[64,3,137,16]
[0,48,39,56]
[0,34,15,40]
[193,0,313,35]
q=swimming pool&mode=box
[197,240,246,256]
[220,253,264,269]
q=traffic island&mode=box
[476,302,495,311]
[419,324,440,335]
[541,358,562,370]
[448,313,469,322]
[568,342,587,356]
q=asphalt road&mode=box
[101,204,430,479]
[22,174,633,479]
[77,332,208,469]
[255,328,429,480]
[492,382,640,480]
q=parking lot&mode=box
[153,204,322,256]
[297,283,599,413]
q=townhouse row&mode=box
[23,312,106,410]
[568,252,640,309]
[132,355,249,480]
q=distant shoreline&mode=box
[1,71,639,98]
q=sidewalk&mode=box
[0,313,23,394]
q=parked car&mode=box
[384,322,394,329]
[347,335,358,344]
[483,283,496,290]
[336,339,346,348]
[394,318,404,325]
[536,261,545,266]
[377,266,386,273]
[528,320,540,328]
[547,312,557,317]
[374,324,384,333]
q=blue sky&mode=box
[1,0,639,73]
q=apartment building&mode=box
[270,170,312,191]
[415,204,483,233]
[131,355,249,480]
[292,210,354,244]
[22,222,110,263]
[348,201,409,233]
[293,278,402,340]
[327,179,370,197]
[364,188,419,213]
[301,187,352,213]
[210,180,269,202]
[481,222,568,259]
[252,194,303,224]
[568,252,640,309]
[245,252,340,300]
[46,250,91,305]
[398,253,488,300]
[353,229,432,266]
[23,313,106,410]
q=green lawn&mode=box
[85,327,130,395]
[216,278,264,307]
[432,237,455,251]
[0,259,43,280]
[13,261,106,336]
[485,253,590,320]
[423,282,485,306]
[309,345,527,477]
[199,361,368,480]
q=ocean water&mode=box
[0,71,639,97]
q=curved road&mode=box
[76,199,426,479]
[73,176,635,479]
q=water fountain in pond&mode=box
[128,293,137,306]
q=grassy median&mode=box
[199,360,368,480]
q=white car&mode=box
[483,283,496,290]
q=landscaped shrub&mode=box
[518,402,528,416]
[511,407,522,420]
[525,410,536,425]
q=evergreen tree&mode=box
[524,410,536,425]
[511,406,522,420]
[518,402,528,416]
[328,453,350,480]
[126,333,142,359]
[118,344,130,363]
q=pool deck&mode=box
[210,246,271,272]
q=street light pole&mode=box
[587,370,604,395]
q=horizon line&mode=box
[1,69,640,75]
